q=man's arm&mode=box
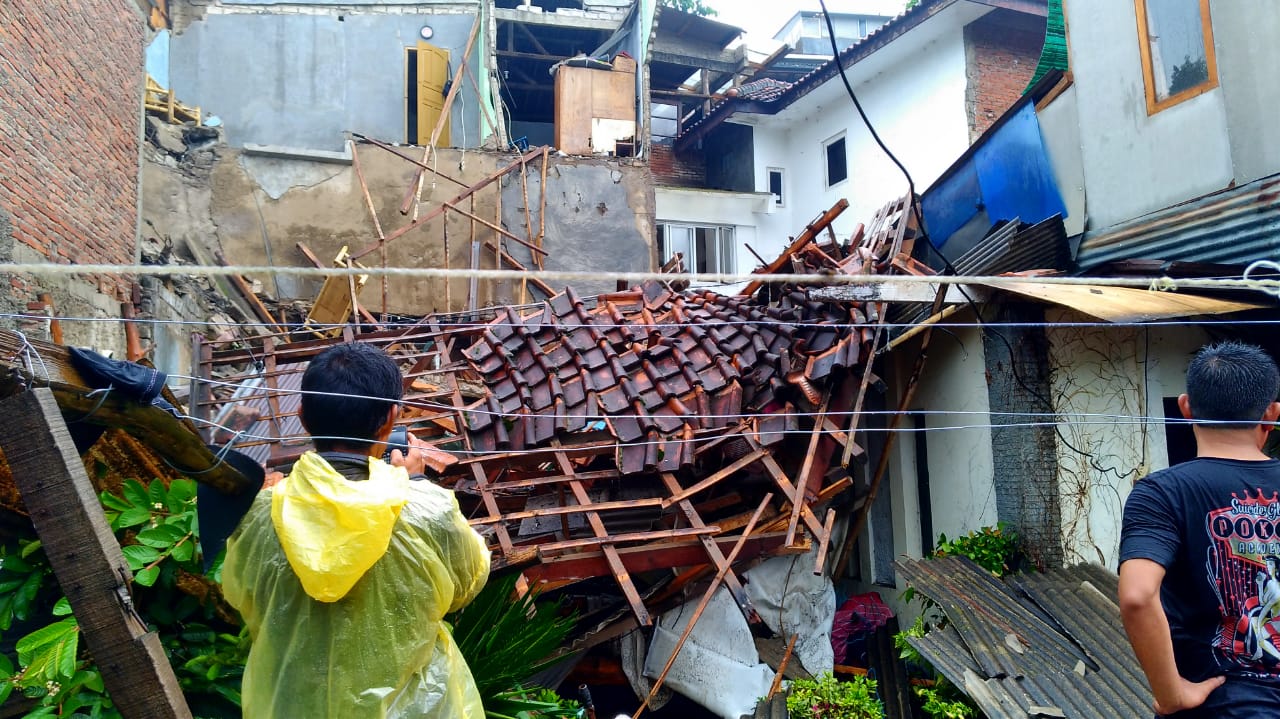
[1119,558,1224,715]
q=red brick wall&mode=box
[649,143,706,188]
[0,0,144,292]
[964,10,1045,140]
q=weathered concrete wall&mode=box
[143,144,655,315]
[500,160,655,301]
[982,302,1062,569]
[168,6,484,152]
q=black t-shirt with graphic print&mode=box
[1121,458,1280,718]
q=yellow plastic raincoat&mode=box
[222,452,490,719]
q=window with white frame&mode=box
[658,223,736,276]
[824,133,848,187]
[767,168,785,207]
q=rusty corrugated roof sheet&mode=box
[1076,173,1280,271]
[898,556,1151,719]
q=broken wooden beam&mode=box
[0,389,193,719]
[740,199,848,297]
[0,331,249,494]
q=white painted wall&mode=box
[1045,309,1211,568]
[1062,0,1234,229]
[892,319,998,549]
[654,186,770,286]
[745,12,975,259]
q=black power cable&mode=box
[815,0,1120,501]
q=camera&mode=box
[383,426,411,462]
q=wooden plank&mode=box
[787,394,829,547]
[535,526,719,555]
[662,447,767,507]
[554,446,651,626]
[483,241,556,297]
[214,251,283,334]
[449,386,512,554]
[661,472,759,624]
[444,202,548,257]
[0,390,192,719]
[808,281,991,304]
[740,199,848,297]
[521,532,791,582]
[0,331,248,494]
[813,508,837,576]
[750,444,828,540]
[469,497,665,524]
[355,147,546,261]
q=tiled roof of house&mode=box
[729,77,794,103]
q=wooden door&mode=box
[416,41,451,147]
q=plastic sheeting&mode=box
[643,588,774,719]
[223,452,491,719]
[744,547,836,677]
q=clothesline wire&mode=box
[7,310,1280,333]
[6,261,1280,294]
[171,373,1250,426]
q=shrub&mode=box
[785,672,883,719]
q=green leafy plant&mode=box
[0,477,246,718]
[447,573,578,718]
[933,523,1020,577]
[914,683,976,719]
[785,672,884,719]
[485,685,582,719]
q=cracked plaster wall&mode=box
[143,145,655,315]
[1045,308,1211,568]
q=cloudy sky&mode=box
[704,0,910,43]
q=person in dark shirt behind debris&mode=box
[1120,341,1280,718]
[222,342,490,718]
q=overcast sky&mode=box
[705,0,910,43]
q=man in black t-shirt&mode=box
[1121,341,1280,718]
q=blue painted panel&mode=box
[921,159,981,248]
[922,102,1067,250]
[973,103,1066,233]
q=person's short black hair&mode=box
[300,343,403,450]
[1186,341,1280,429]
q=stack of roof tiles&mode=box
[462,281,864,473]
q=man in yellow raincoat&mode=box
[222,343,490,718]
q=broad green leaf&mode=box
[133,565,160,587]
[53,597,72,616]
[116,507,153,529]
[0,552,33,573]
[121,479,149,509]
[166,479,197,511]
[148,479,167,508]
[16,617,79,681]
[170,540,194,564]
[121,545,160,569]
[84,670,104,692]
[135,524,185,548]
[0,653,12,675]
[98,493,131,512]
[0,681,11,707]
[19,540,42,559]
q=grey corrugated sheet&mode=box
[954,215,1071,277]
[1076,173,1280,271]
[899,556,1152,718]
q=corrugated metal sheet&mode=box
[1076,173,1280,271]
[898,556,1151,719]
[953,215,1070,277]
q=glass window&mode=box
[1135,0,1217,113]
[651,102,679,145]
[767,168,784,207]
[658,223,735,277]
[825,135,847,187]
